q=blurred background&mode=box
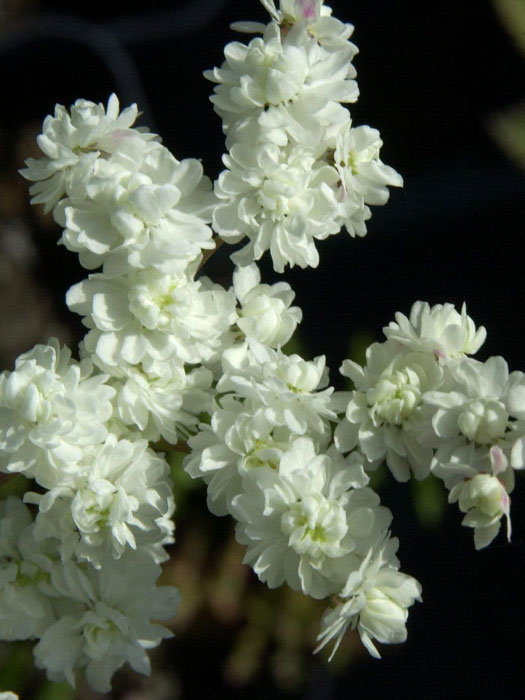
[0,0,524,698]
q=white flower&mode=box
[336,342,442,481]
[33,551,180,693]
[27,435,175,566]
[0,340,115,487]
[333,122,403,237]
[206,21,357,148]
[22,96,216,275]
[20,94,154,213]
[315,537,421,660]
[218,340,336,442]
[260,0,326,26]
[231,437,372,598]
[450,470,511,550]
[184,394,297,515]
[57,152,216,274]
[293,5,359,54]
[67,270,236,367]
[0,498,57,642]
[424,356,525,460]
[421,355,525,548]
[259,0,358,57]
[214,141,340,272]
[111,361,213,444]
[233,263,302,346]
[208,23,309,122]
[384,301,487,361]
[429,427,515,545]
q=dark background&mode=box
[1,1,524,698]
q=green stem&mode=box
[0,472,13,486]
[199,236,225,270]
[151,439,191,454]
[0,472,31,497]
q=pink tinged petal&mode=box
[299,0,317,19]
[489,445,507,476]
[500,490,512,541]
[501,488,510,514]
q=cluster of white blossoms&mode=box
[0,497,179,692]
[185,331,423,651]
[336,301,524,549]
[184,325,423,653]
[0,0,522,695]
[0,341,179,691]
[208,0,402,272]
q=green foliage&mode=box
[0,642,33,695]
[488,102,525,170]
[411,475,447,529]
[489,0,525,168]
[35,681,75,700]
[493,0,525,56]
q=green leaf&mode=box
[492,0,525,56]
[411,475,447,529]
[35,681,75,700]
[487,102,525,169]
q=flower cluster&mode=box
[208,0,402,272]
[185,333,422,653]
[0,497,179,692]
[0,342,178,691]
[0,0,522,695]
[336,301,524,549]
[3,94,219,689]
[3,74,312,687]
[20,94,231,444]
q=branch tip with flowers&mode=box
[0,0,523,695]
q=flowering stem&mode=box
[151,439,191,454]
[199,236,224,270]
[0,472,30,497]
